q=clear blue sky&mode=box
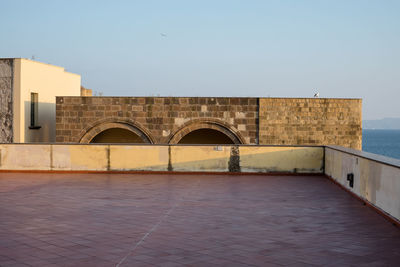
[1,0,399,120]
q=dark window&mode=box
[178,129,235,144]
[29,92,40,129]
[90,128,146,143]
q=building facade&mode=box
[56,96,362,149]
[0,58,81,143]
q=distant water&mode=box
[362,129,400,160]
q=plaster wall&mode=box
[0,144,51,170]
[325,146,400,222]
[239,146,323,173]
[52,145,108,171]
[110,145,169,171]
[13,59,80,142]
[0,144,324,173]
[171,146,232,172]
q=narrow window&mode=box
[29,92,40,129]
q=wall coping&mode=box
[2,143,397,168]
[4,143,398,169]
[326,145,400,169]
[0,143,324,148]
[55,96,362,100]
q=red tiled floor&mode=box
[0,173,399,266]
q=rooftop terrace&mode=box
[0,144,399,266]
[1,172,400,266]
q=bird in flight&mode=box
[160,33,167,37]
[314,92,319,98]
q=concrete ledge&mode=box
[110,145,169,171]
[0,144,51,170]
[326,145,400,168]
[52,145,108,171]
[0,144,324,174]
[239,146,323,173]
[325,146,400,223]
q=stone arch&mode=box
[168,119,245,144]
[78,118,154,144]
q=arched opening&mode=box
[169,120,245,144]
[177,128,235,144]
[90,128,146,143]
[79,120,154,144]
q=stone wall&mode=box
[259,98,362,149]
[55,97,259,144]
[55,96,362,149]
[0,59,13,143]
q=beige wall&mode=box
[13,59,80,143]
[0,144,324,173]
[171,146,323,173]
[239,146,323,173]
[325,146,400,222]
[171,146,232,172]
[110,145,169,171]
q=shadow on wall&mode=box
[90,128,146,143]
[87,124,239,145]
[0,144,324,174]
[23,101,55,142]
[169,146,323,173]
[176,129,235,144]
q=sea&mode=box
[362,129,400,160]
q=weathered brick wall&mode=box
[0,59,13,143]
[259,98,362,149]
[56,97,259,144]
[56,96,362,149]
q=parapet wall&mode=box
[325,146,400,222]
[0,144,324,173]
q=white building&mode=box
[0,58,81,143]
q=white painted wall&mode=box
[13,59,80,143]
